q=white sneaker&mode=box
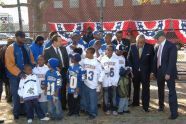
[105,111,111,115]
[112,111,118,116]
[27,119,32,123]
[40,117,50,121]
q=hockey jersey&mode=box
[99,55,120,87]
[44,70,62,100]
[81,58,104,89]
[67,64,85,94]
[18,74,42,101]
[33,65,49,102]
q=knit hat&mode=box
[48,58,59,70]
[69,53,81,62]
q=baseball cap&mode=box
[116,44,125,51]
[48,58,59,70]
[93,31,101,35]
[69,53,81,62]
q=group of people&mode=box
[0,28,178,123]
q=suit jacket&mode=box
[128,43,154,77]
[153,40,177,79]
[43,45,69,69]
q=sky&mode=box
[0,0,28,24]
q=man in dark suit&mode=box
[44,35,69,110]
[153,31,178,119]
[128,34,154,112]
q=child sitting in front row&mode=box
[44,58,63,120]
[67,53,84,116]
[18,64,50,123]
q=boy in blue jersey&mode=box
[67,53,84,116]
[44,58,63,120]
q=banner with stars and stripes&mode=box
[173,19,186,43]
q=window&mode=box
[170,0,186,3]
[96,0,106,7]
[132,0,141,6]
[151,0,160,4]
[53,0,63,8]
[70,0,79,8]
[114,0,124,6]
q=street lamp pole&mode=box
[17,0,23,30]
[100,0,104,37]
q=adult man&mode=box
[43,35,69,110]
[5,31,35,119]
[153,31,178,119]
[112,31,130,58]
[128,34,154,112]
[30,35,44,62]
[43,31,58,49]
[82,27,94,44]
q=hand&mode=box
[150,73,155,80]
[70,45,76,50]
[165,74,170,80]
[18,72,26,79]
[75,88,80,93]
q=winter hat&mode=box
[48,58,59,70]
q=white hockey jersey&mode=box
[116,55,126,69]
[33,65,49,102]
[18,74,42,101]
[99,55,120,87]
[81,58,104,89]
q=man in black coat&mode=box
[44,35,69,110]
[128,34,154,112]
[153,31,178,120]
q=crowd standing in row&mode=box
[0,28,178,123]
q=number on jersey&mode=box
[87,71,94,81]
[70,76,77,89]
[47,82,55,96]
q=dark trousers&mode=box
[132,71,150,109]
[25,99,45,119]
[68,94,80,114]
[0,80,2,100]
[60,68,67,110]
[157,69,178,116]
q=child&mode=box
[18,64,50,123]
[81,47,104,119]
[44,58,63,120]
[99,45,120,116]
[33,55,49,116]
[115,44,130,114]
[67,53,84,116]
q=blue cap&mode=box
[48,58,59,70]
[70,53,81,62]
[93,31,100,35]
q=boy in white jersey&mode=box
[18,65,49,123]
[33,55,49,115]
[81,47,104,119]
[99,45,120,116]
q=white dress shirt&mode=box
[157,39,166,66]
[52,45,64,67]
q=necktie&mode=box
[157,45,162,68]
[56,48,64,67]
[138,48,143,59]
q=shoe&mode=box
[97,104,101,108]
[0,120,4,123]
[27,119,32,124]
[105,111,111,115]
[132,103,139,107]
[143,108,150,112]
[14,116,19,120]
[112,111,118,116]
[88,115,96,120]
[123,110,130,113]
[168,115,178,120]
[158,107,164,112]
[67,112,73,116]
[40,117,50,121]
[118,112,123,115]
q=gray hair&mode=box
[136,34,145,43]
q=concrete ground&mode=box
[0,81,186,124]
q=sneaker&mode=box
[40,117,50,121]
[27,119,32,124]
[112,111,118,116]
[118,112,123,115]
[105,111,111,115]
[123,110,130,113]
[88,115,96,120]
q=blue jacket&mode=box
[30,42,43,62]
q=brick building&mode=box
[28,0,186,32]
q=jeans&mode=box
[118,98,129,112]
[0,80,3,100]
[39,102,48,115]
[103,86,117,111]
[48,99,63,119]
[9,78,21,117]
[84,85,98,117]
[80,83,86,111]
[25,99,45,119]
